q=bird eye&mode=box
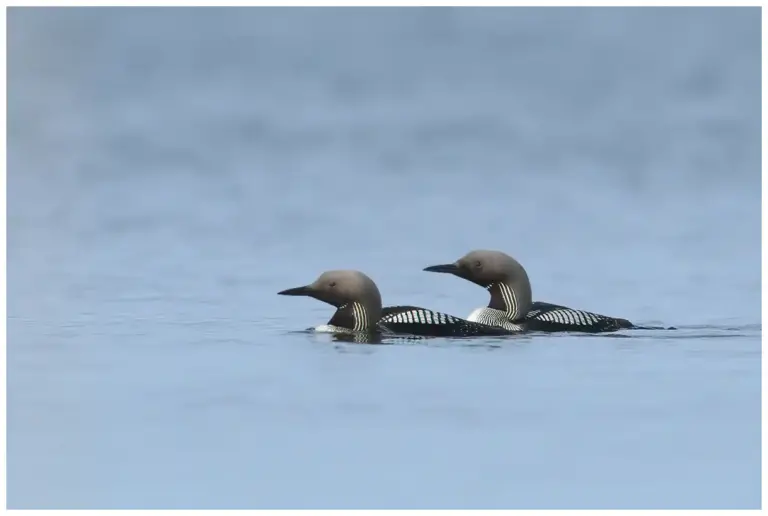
[474,260,482,269]
[329,281,337,288]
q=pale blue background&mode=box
[7,7,761,509]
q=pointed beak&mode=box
[423,263,461,275]
[277,285,314,297]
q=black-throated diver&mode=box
[278,269,518,339]
[424,250,634,333]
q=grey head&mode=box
[423,250,532,321]
[277,270,383,332]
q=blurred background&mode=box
[7,7,762,509]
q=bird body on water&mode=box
[424,250,639,333]
[277,270,518,341]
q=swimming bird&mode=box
[423,250,634,333]
[278,269,518,340]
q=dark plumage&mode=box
[424,250,634,333]
[278,270,519,340]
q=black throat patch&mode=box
[327,304,357,330]
[487,283,508,312]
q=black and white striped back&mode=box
[525,302,634,333]
[468,302,633,333]
[379,306,517,337]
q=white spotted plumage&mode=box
[467,307,525,332]
[468,304,613,331]
[379,309,464,326]
[533,308,601,326]
[313,324,356,334]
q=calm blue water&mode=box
[7,7,762,509]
